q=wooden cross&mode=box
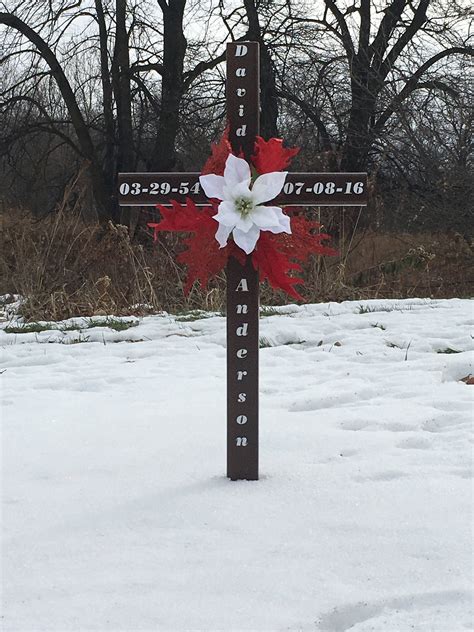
[118,41,368,481]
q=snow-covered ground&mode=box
[1,298,473,632]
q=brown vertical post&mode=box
[226,42,260,480]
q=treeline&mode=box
[1,0,472,234]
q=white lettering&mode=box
[236,348,248,359]
[235,44,248,57]
[236,125,247,137]
[237,370,248,381]
[236,323,248,337]
[238,104,245,117]
[236,278,248,292]
[236,304,248,314]
[236,437,248,446]
[236,415,248,424]
[238,393,247,403]
[236,68,247,78]
[236,88,246,97]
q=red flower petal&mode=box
[201,127,232,176]
[252,136,299,174]
[252,232,304,301]
[148,198,230,293]
[250,211,338,301]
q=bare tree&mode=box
[0,0,229,219]
[277,0,473,171]
[0,0,472,234]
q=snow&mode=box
[1,298,473,631]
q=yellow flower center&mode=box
[235,197,254,217]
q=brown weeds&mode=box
[1,207,472,321]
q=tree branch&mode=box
[0,11,95,161]
[183,51,226,90]
[359,0,371,58]
[130,62,164,75]
[373,46,474,136]
[276,87,333,150]
[369,0,406,68]
[323,0,355,60]
[379,0,430,80]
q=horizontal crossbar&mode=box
[118,172,368,207]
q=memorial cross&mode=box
[118,41,368,481]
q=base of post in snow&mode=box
[226,255,259,481]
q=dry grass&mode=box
[1,206,472,322]
[0,207,228,320]
[296,229,474,304]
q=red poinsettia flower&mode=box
[148,134,337,299]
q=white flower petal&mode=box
[251,205,281,228]
[224,154,251,188]
[234,214,254,233]
[199,174,226,200]
[230,180,253,200]
[251,171,287,204]
[277,212,292,234]
[213,201,240,226]
[233,225,261,254]
[215,223,233,248]
[266,223,289,235]
[257,206,292,234]
[203,155,289,253]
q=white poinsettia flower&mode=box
[199,153,291,254]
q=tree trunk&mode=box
[336,57,378,237]
[113,0,134,172]
[95,0,116,190]
[150,0,187,171]
[340,58,376,172]
[113,0,136,226]
[243,0,279,139]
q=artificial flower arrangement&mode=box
[148,132,337,301]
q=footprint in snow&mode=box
[396,436,433,450]
[317,590,472,632]
[355,470,408,482]
[340,420,414,432]
[423,413,470,434]
[450,468,473,479]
